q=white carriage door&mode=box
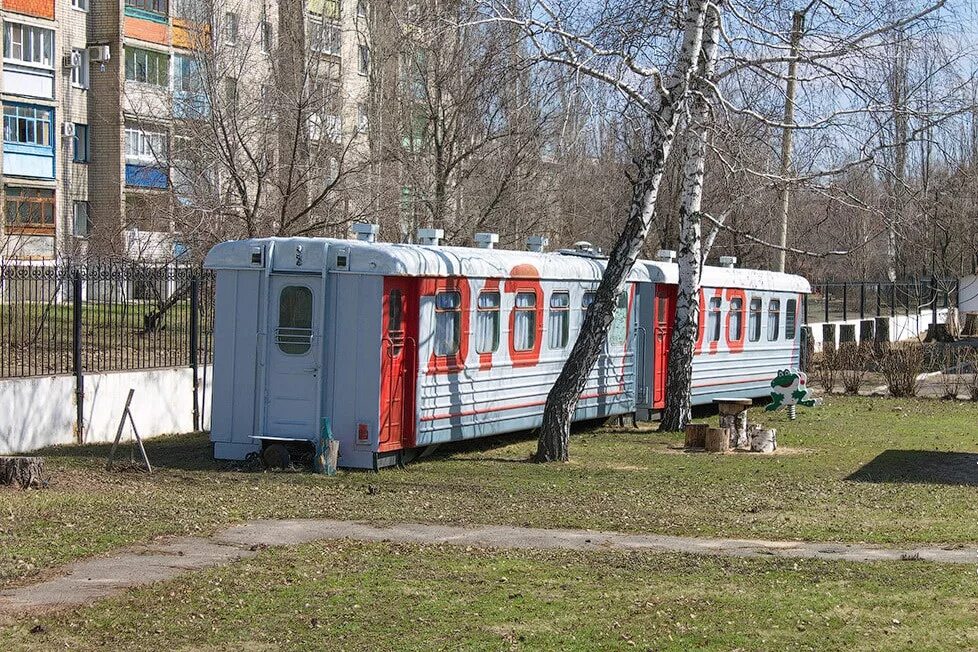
[263,275,322,438]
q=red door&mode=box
[379,278,418,452]
[652,284,677,409]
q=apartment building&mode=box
[1,0,370,261]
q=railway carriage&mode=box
[204,235,810,469]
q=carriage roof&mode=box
[205,237,811,294]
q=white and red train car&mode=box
[204,236,810,469]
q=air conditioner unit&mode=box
[63,50,82,69]
[88,45,111,62]
[62,122,76,138]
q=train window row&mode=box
[432,288,629,358]
[705,294,798,345]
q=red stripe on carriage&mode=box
[419,388,625,422]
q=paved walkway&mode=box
[2,519,974,615]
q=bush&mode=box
[876,343,924,398]
[837,342,870,395]
[813,348,837,394]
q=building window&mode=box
[785,299,797,339]
[70,48,89,88]
[729,297,744,341]
[513,291,537,352]
[609,292,629,347]
[548,291,570,349]
[3,22,54,68]
[4,187,55,235]
[224,12,239,45]
[475,291,500,354]
[125,127,167,163]
[72,201,90,237]
[768,299,781,341]
[357,103,369,133]
[434,291,461,356]
[309,0,340,20]
[260,21,272,52]
[125,48,169,86]
[707,296,722,342]
[358,44,370,75]
[748,297,762,342]
[308,20,340,55]
[72,0,89,10]
[276,286,313,355]
[73,123,89,162]
[3,105,52,147]
[224,77,238,108]
[125,0,168,14]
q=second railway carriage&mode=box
[204,236,810,469]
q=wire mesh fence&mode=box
[0,261,214,379]
[805,279,958,324]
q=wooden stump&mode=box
[704,427,729,453]
[684,423,709,448]
[0,457,45,489]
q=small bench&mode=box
[714,398,753,449]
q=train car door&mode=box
[652,284,677,409]
[379,278,418,452]
[263,275,323,439]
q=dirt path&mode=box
[2,518,975,615]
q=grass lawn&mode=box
[3,541,976,651]
[1,395,977,590]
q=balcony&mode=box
[125,163,168,189]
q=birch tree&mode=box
[479,0,715,461]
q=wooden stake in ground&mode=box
[0,456,45,489]
[106,388,152,473]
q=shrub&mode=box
[876,342,924,398]
[813,348,837,394]
[837,342,870,395]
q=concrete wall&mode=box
[809,309,947,352]
[0,365,211,455]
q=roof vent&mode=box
[719,255,737,268]
[416,228,444,246]
[572,240,595,254]
[474,232,498,249]
[656,249,677,263]
[527,235,549,252]
[351,222,379,242]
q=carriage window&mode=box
[582,291,595,309]
[475,291,500,353]
[768,299,781,341]
[729,297,744,341]
[513,291,537,351]
[276,286,313,354]
[748,297,762,342]
[785,299,797,339]
[548,291,570,349]
[434,291,461,356]
[707,297,722,342]
[609,292,629,347]
[387,290,402,330]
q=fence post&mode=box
[190,274,201,432]
[72,266,84,444]
[875,282,881,317]
[890,283,895,318]
[842,282,848,322]
[859,282,865,319]
[823,282,829,323]
[931,276,938,326]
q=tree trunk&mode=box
[534,0,710,463]
[660,6,720,433]
[0,457,45,489]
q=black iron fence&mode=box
[805,278,958,324]
[0,262,215,380]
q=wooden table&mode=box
[714,398,753,449]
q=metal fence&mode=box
[0,262,215,380]
[805,278,958,324]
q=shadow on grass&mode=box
[847,450,978,486]
[37,432,220,472]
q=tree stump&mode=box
[684,423,709,448]
[0,457,45,489]
[704,427,729,453]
